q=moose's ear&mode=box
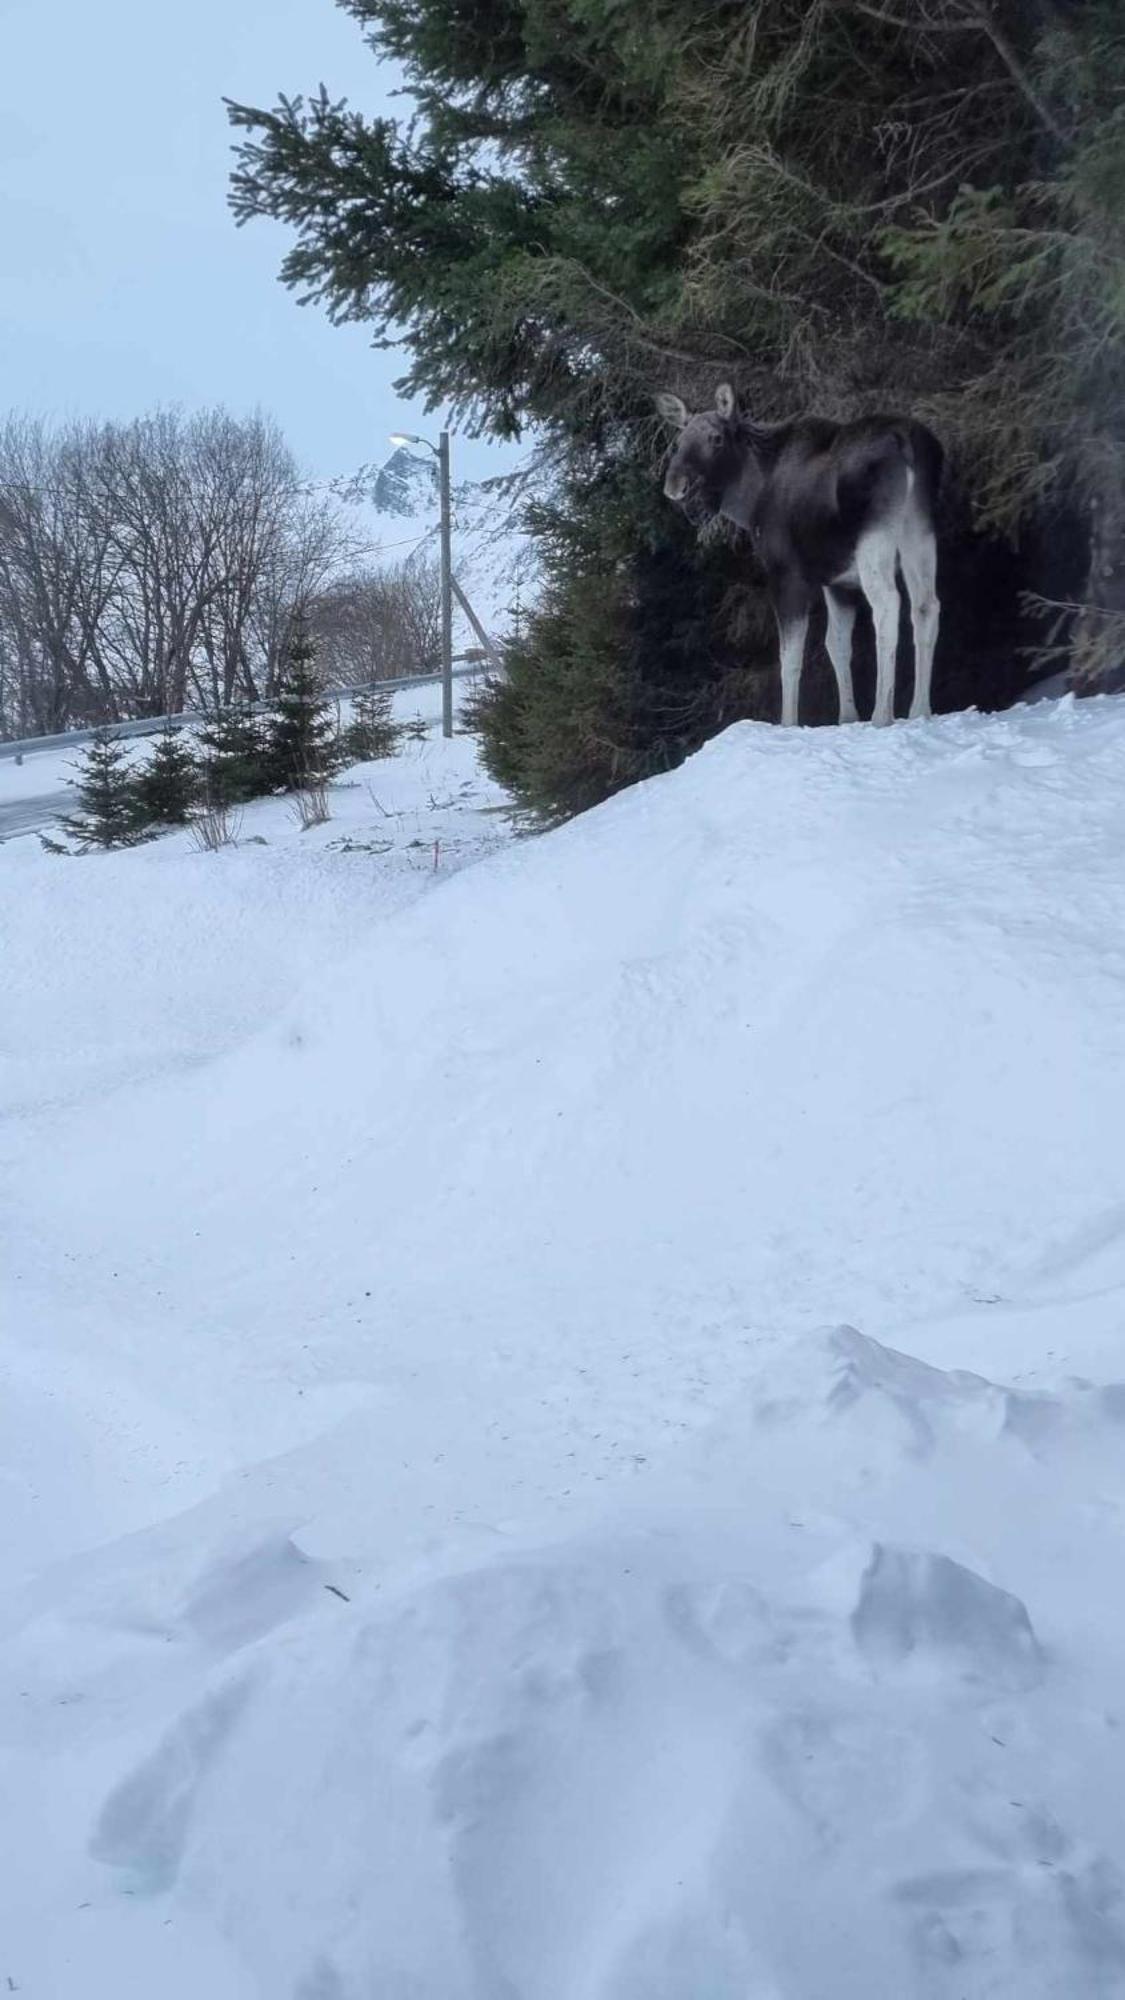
[715,383,737,420]
[655,391,688,429]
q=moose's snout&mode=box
[664,466,689,502]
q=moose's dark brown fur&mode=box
[657,384,942,726]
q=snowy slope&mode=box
[3,695,1125,1996]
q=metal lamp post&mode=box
[388,427,453,740]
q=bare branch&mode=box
[842,1,1070,146]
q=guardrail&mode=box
[0,661,491,763]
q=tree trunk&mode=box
[1070,460,1125,694]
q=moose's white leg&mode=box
[773,580,812,727]
[856,532,901,726]
[899,529,939,720]
[823,586,858,724]
[776,608,809,726]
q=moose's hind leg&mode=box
[823,585,858,724]
[899,527,939,721]
[855,530,902,726]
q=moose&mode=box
[657,384,942,726]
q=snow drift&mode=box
[3,696,1125,1996]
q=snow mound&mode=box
[4,698,1125,1995]
[82,1345,1123,1999]
[33,1321,1121,1998]
[851,1544,1042,1686]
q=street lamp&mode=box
[388,427,453,740]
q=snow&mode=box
[3,691,1125,1995]
[0,683,499,1114]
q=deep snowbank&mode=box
[3,697,1125,1995]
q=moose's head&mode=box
[656,383,742,524]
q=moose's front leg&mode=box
[773,580,811,727]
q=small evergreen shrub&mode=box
[196,706,271,808]
[132,723,200,828]
[264,616,338,791]
[342,685,400,763]
[61,728,148,849]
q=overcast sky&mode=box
[0,0,519,489]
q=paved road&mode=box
[0,789,70,841]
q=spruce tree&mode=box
[343,685,399,764]
[228,0,1119,811]
[132,724,200,828]
[264,618,337,791]
[196,706,270,808]
[61,728,145,849]
[464,481,769,822]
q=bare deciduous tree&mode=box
[0,416,121,733]
[0,408,354,739]
[309,555,442,688]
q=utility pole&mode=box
[388,421,494,733]
[438,428,454,740]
